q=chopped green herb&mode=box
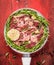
[23,41,29,44]
[32,32,36,35]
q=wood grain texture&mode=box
[0,0,54,65]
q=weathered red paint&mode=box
[0,0,54,65]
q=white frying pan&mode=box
[4,8,49,65]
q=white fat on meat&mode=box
[24,16,30,21]
[31,35,38,43]
[19,31,31,41]
[28,21,33,26]
[17,20,24,27]
[13,16,19,22]
[23,34,30,41]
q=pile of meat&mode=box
[10,14,44,48]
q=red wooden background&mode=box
[0,0,54,65]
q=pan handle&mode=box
[22,54,31,65]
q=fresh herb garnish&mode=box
[21,41,29,46]
[32,32,36,35]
